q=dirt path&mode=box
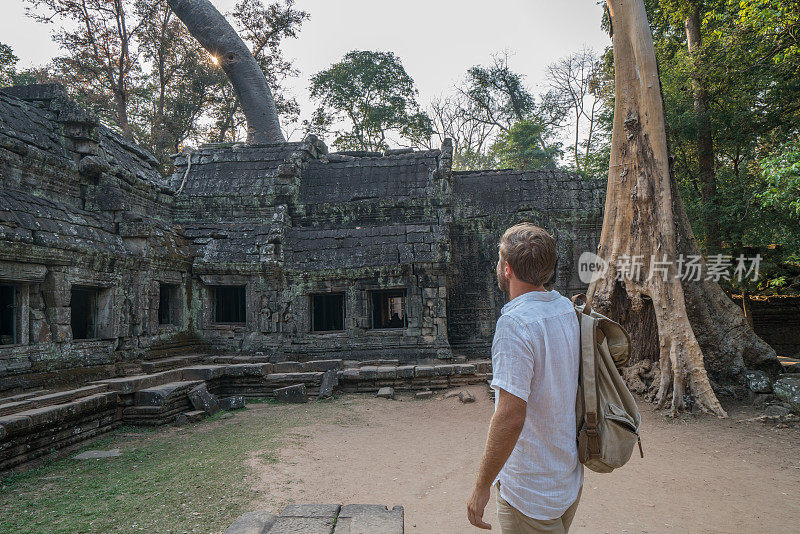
[248,387,800,533]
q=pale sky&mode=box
[1,0,611,142]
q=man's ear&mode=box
[504,262,514,280]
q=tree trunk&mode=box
[167,0,285,144]
[114,89,133,140]
[685,6,721,252]
[588,0,779,417]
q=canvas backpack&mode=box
[572,293,643,473]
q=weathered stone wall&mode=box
[0,86,191,393]
[1,86,607,392]
[448,170,605,355]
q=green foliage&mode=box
[637,0,800,281]
[489,119,560,170]
[0,42,18,87]
[758,141,800,223]
[309,50,433,151]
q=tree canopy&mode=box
[308,50,433,152]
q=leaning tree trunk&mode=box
[167,0,285,144]
[588,0,779,417]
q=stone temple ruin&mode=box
[0,82,604,472]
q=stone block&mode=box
[280,503,340,519]
[339,369,361,382]
[181,365,226,381]
[267,517,333,533]
[360,366,378,380]
[318,369,338,399]
[375,366,396,380]
[476,361,493,374]
[334,504,404,534]
[275,361,303,373]
[395,365,415,379]
[225,511,277,534]
[274,384,307,404]
[459,391,476,404]
[188,383,220,415]
[434,364,455,376]
[452,363,477,375]
[376,387,394,399]
[744,370,772,394]
[415,391,433,399]
[414,365,435,377]
[220,396,246,411]
[303,360,343,372]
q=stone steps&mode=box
[140,354,205,374]
[0,384,110,417]
[124,380,205,426]
[92,369,184,395]
[1,357,494,473]
[0,391,121,473]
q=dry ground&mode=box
[249,387,800,534]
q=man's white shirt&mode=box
[490,289,584,520]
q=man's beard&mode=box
[497,262,510,295]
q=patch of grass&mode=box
[0,401,337,533]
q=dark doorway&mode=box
[0,285,17,345]
[159,284,177,325]
[214,286,246,323]
[71,287,98,340]
[311,293,345,332]
[371,289,408,329]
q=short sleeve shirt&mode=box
[490,289,583,520]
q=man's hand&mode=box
[467,389,527,530]
[467,483,492,529]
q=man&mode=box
[467,223,582,533]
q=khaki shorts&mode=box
[495,485,582,534]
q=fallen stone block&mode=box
[376,387,395,399]
[188,383,220,415]
[219,396,246,411]
[225,510,277,534]
[318,369,338,399]
[274,384,307,403]
[415,391,433,400]
[459,390,476,404]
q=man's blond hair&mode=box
[499,223,557,286]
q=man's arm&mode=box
[467,388,527,530]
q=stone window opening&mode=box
[371,289,408,329]
[311,293,345,332]
[0,284,19,345]
[158,284,178,325]
[213,286,246,324]
[70,287,98,340]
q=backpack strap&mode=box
[580,313,602,460]
[571,293,592,315]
